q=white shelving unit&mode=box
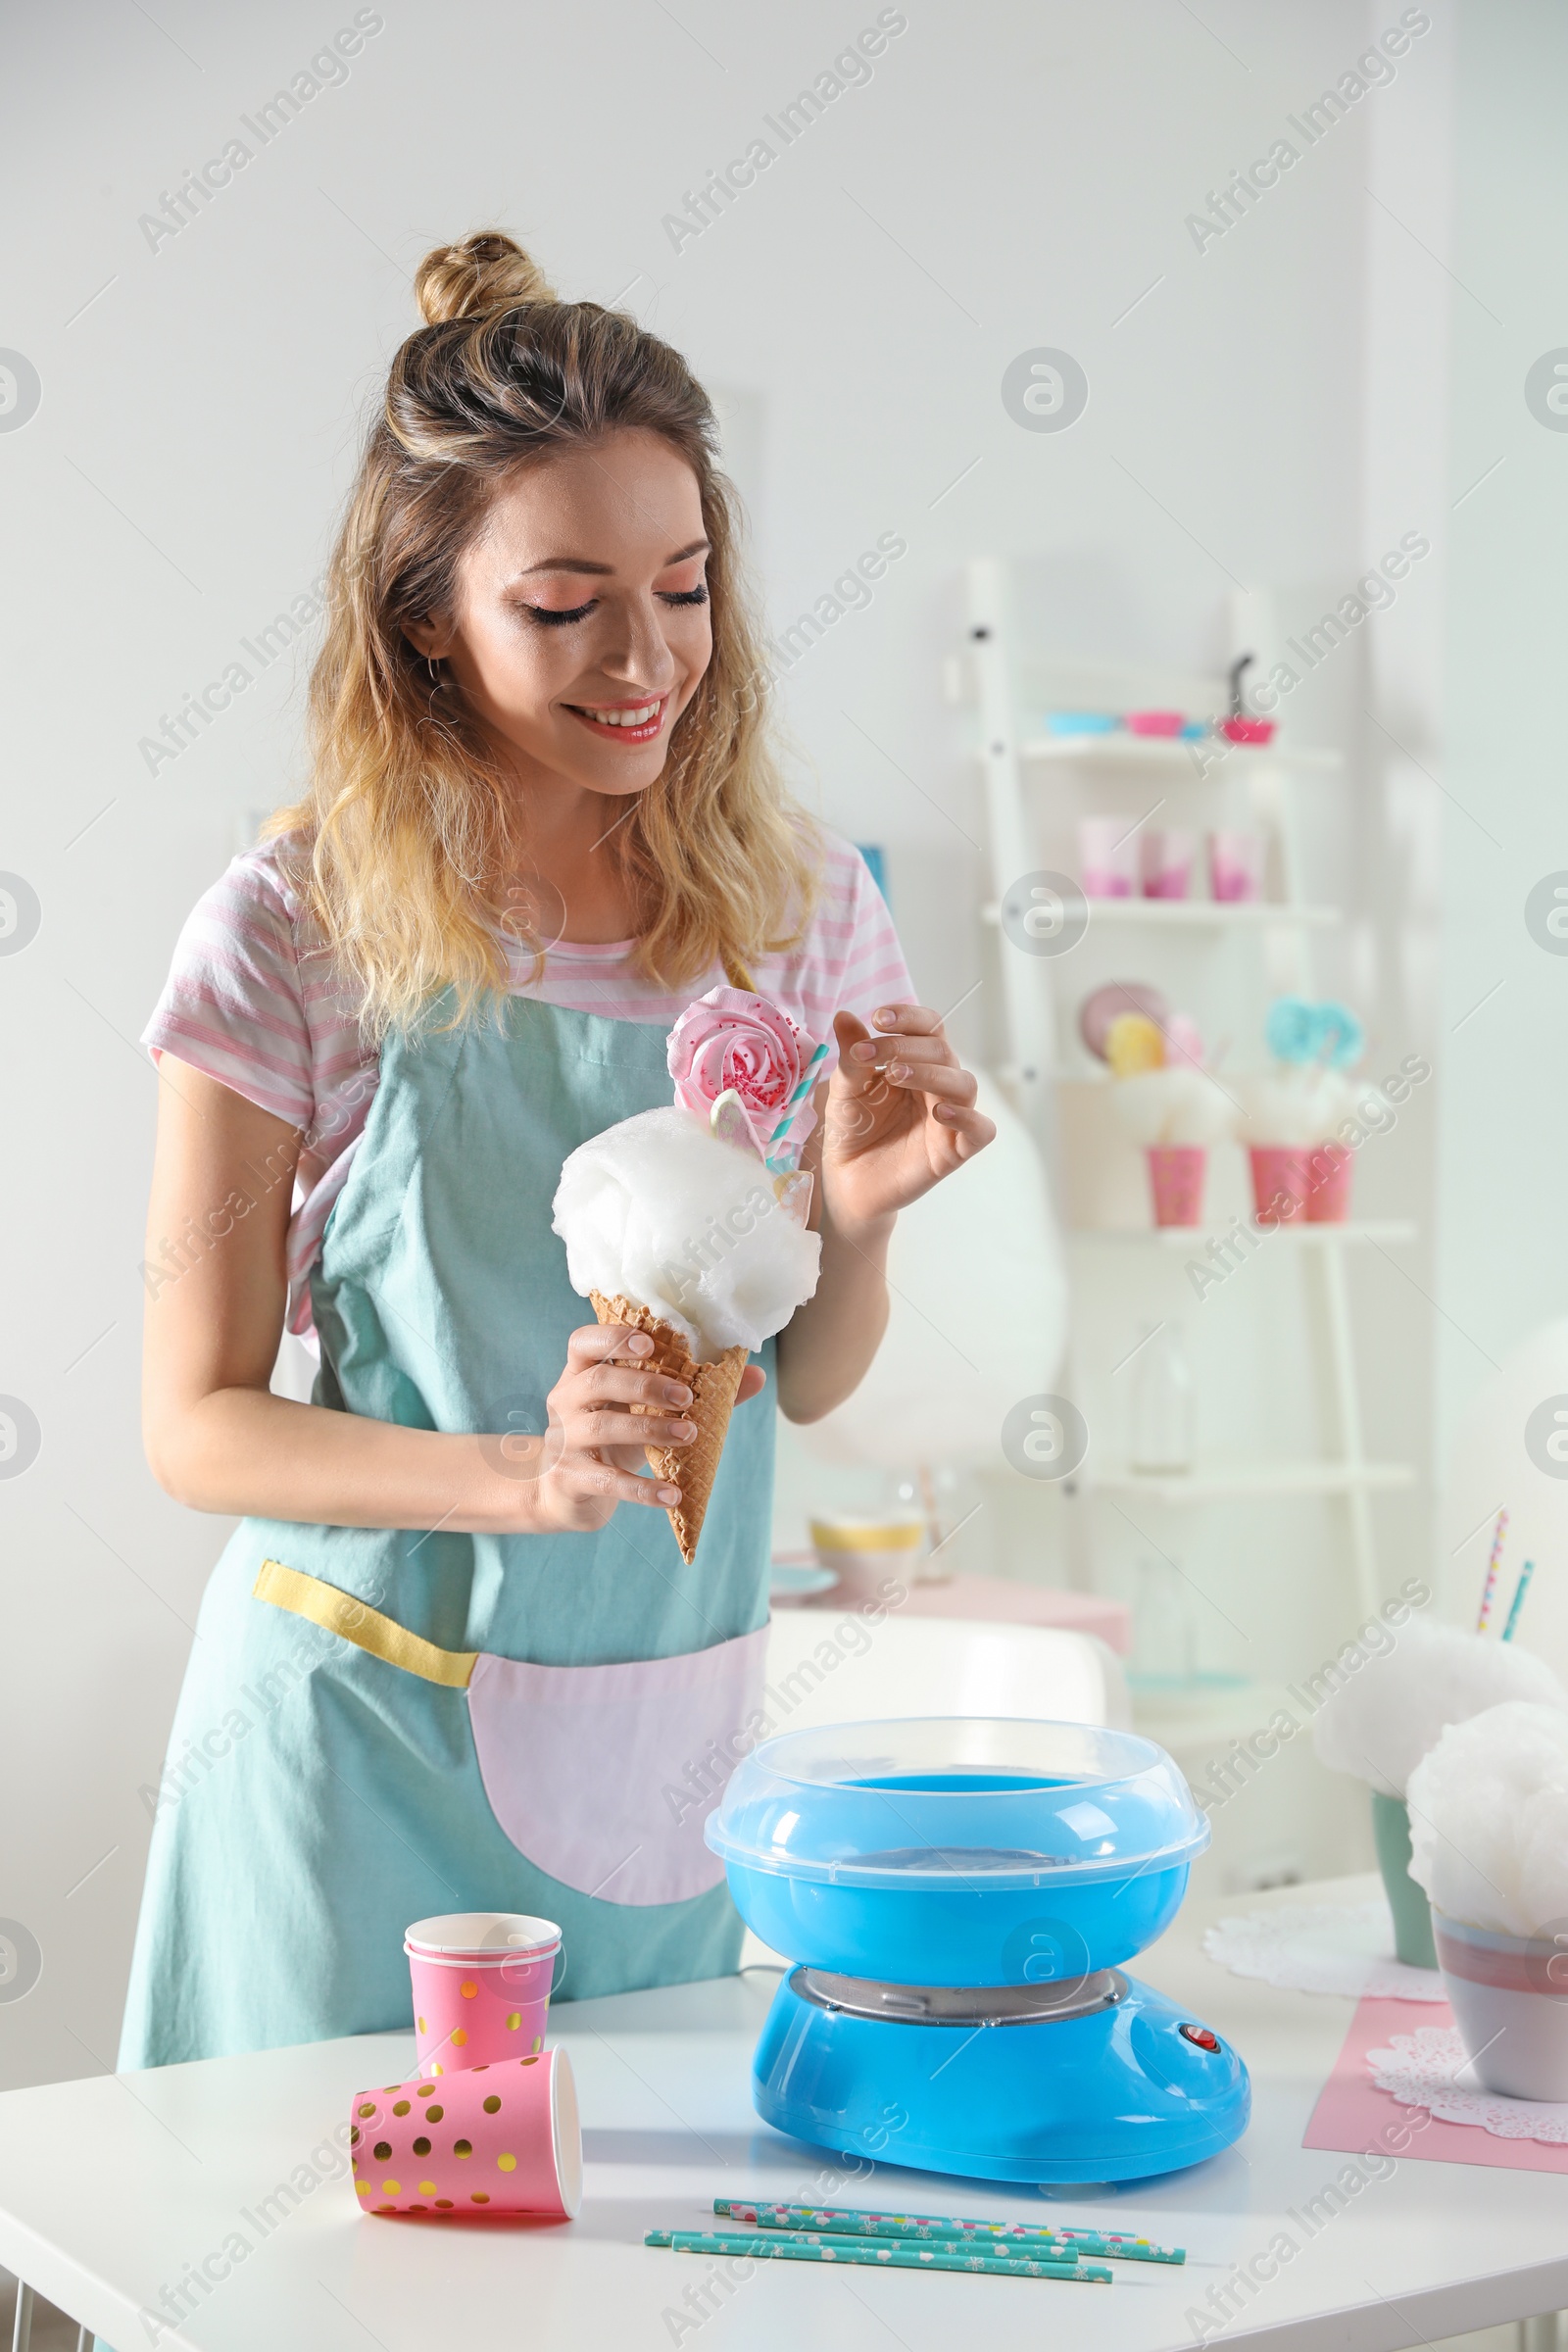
[963,556,1415,1630]
[984,896,1342,932]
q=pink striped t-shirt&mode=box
[143,829,915,1333]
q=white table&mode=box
[2,1876,1565,2352]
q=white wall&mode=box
[1,0,1444,2087]
[1436,1,1568,1462]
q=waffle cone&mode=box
[589,1292,750,1564]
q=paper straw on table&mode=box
[1501,1559,1537,1643]
[648,2229,1110,2282]
[718,2198,1183,2264]
[1477,1509,1508,1632]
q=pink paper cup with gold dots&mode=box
[351,2045,582,2219]
[404,1912,562,2077]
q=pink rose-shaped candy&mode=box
[667,987,818,1153]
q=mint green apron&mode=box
[119,999,774,2068]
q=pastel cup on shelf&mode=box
[1077,815,1138,899]
[1432,1912,1568,2100]
[405,1913,563,2076]
[1249,1147,1312,1224]
[1208,830,1266,904]
[1145,1145,1206,1228]
[351,2045,583,2219]
[1141,828,1195,901]
[808,1513,925,1604]
[1125,710,1187,738]
[1304,1140,1354,1222]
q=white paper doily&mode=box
[1203,1900,1446,2001]
[1368,2024,1568,2142]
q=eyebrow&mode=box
[509,537,710,581]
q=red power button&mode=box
[1179,2024,1221,2051]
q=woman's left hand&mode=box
[817,1004,996,1237]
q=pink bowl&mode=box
[1125,710,1186,737]
[1219,717,1276,745]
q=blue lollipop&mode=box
[1264,996,1318,1064]
[1313,1000,1364,1069]
[1264,996,1364,1068]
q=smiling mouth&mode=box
[564,696,668,745]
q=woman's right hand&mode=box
[497,1322,699,1534]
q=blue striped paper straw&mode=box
[718,2198,1183,2263]
[1502,1559,1537,1642]
[766,1041,830,1141]
[647,2229,1110,2281]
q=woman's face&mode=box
[410,426,713,804]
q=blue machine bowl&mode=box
[707,1718,1209,1989]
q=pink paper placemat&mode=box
[1303,1994,1568,2175]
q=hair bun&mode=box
[414,232,558,327]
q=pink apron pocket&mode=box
[467,1625,768,1906]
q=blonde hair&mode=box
[272,230,814,1038]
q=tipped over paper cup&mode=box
[352,2045,582,2219]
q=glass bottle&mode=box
[1129,1321,1196,1474]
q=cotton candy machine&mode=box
[707,1717,1250,2184]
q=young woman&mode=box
[121,232,994,2067]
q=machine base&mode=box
[753,1965,1250,2184]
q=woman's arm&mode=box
[142,1057,725,1532]
[775,1005,994,1422]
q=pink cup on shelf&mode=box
[352,2045,583,2219]
[405,1912,563,2076]
[1208,830,1266,903]
[1125,710,1186,737]
[1146,1145,1206,1227]
[1078,815,1138,899]
[1249,1147,1311,1225]
[1304,1142,1354,1221]
[1141,828,1195,901]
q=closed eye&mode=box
[659,584,709,608]
[522,600,597,628]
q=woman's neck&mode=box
[501,778,645,947]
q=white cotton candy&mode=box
[1238,1068,1353,1146]
[552,1105,821,1359]
[1110,1067,1236,1147]
[1312,1617,1566,1796]
[1406,1702,1568,1936]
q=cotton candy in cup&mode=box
[1240,1069,1352,1147]
[1313,1623,1566,1799]
[1111,1066,1235,1148]
[351,2046,582,2219]
[1407,1701,1568,1937]
[551,1105,821,1359]
[405,1912,561,2074]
